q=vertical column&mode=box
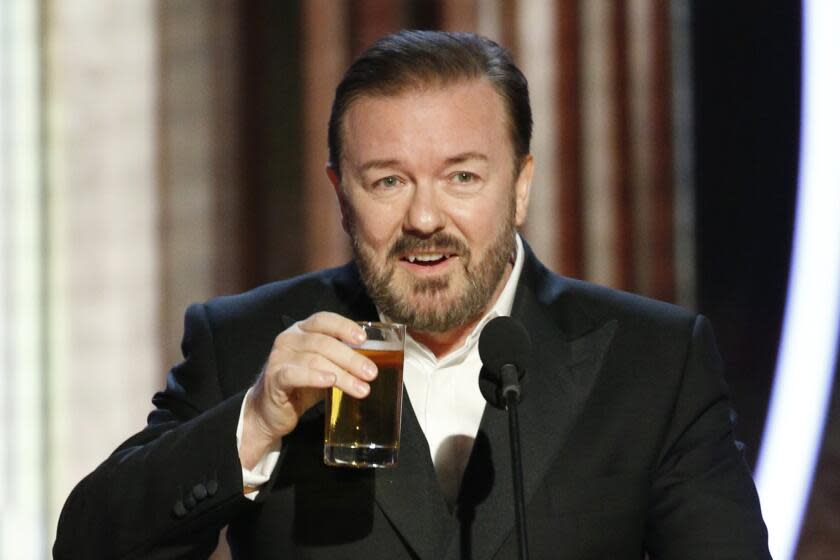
[627,0,654,295]
[628,0,676,301]
[44,0,160,537]
[0,1,47,556]
[302,0,350,271]
[647,0,675,302]
[349,0,403,57]
[238,1,306,287]
[158,0,242,367]
[518,0,558,271]
[580,0,618,286]
[610,1,635,292]
[555,0,583,278]
[441,0,478,32]
[500,0,520,60]
[670,0,696,309]
[475,0,503,43]
[211,1,244,297]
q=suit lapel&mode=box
[450,262,618,560]
[372,394,457,559]
[293,265,455,560]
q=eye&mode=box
[451,171,477,184]
[373,175,403,189]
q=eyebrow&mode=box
[358,159,402,174]
[444,152,488,165]
[358,152,488,174]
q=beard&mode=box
[350,204,517,334]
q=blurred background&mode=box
[1,1,837,558]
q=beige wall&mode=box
[44,0,161,539]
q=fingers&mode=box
[298,351,373,398]
[283,312,378,389]
[249,313,379,441]
[268,357,367,402]
[267,360,336,396]
[298,312,367,346]
[292,332,377,385]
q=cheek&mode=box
[446,197,510,245]
[351,202,402,253]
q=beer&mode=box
[324,327,405,468]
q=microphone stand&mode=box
[501,365,529,560]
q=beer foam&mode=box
[351,340,403,351]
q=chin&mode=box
[387,284,479,331]
[397,287,456,312]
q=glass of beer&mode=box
[324,321,405,468]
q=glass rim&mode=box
[355,320,405,331]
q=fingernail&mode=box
[354,328,366,344]
[356,381,369,396]
[364,362,377,378]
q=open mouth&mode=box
[400,253,454,267]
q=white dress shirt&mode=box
[400,234,523,506]
[238,234,525,505]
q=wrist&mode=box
[240,390,279,469]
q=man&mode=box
[55,30,770,559]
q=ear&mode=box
[513,155,533,227]
[326,165,351,234]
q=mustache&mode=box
[388,232,470,259]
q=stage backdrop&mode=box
[2,1,834,559]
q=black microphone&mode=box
[478,315,531,560]
[478,316,532,408]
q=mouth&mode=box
[398,251,458,272]
[403,252,452,265]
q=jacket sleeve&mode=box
[53,303,258,560]
[645,315,771,559]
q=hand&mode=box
[239,312,378,469]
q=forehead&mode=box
[340,79,513,170]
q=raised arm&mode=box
[53,303,377,559]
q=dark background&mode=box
[692,2,801,465]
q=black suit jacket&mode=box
[55,248,770,559]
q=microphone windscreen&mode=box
[478,316,532,374]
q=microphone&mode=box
[478,316,531,560]
[478,316,532,409]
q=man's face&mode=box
[329,79,532,333]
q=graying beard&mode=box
[355,232,513,333]
[411,277,449,295]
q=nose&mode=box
[404,182,445,236]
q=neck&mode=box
[409,263,513,359]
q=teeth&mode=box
[407,253,448,263]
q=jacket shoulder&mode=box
[519,244,697,339]
[535,268,698,340]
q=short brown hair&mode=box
[328,30,532,176]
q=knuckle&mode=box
[275,363,296,387]
[273,330,293,350]
[305,353,323,370]
[306,311,329,328]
